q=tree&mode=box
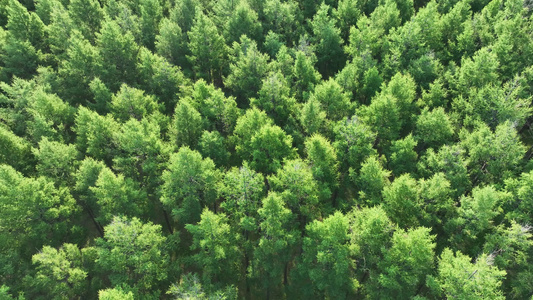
[30,243,89,299]
[301,212,358,299]
[161,147,219,227]
[110,84,161,122]
[96,20,138,91]
[139,0,162,50]
[74,106,119,164]
[155,18,188,68]
[355,156,390,206]
[309,79,352,121]
[232,108,273,162]
[96,216,169,298]
[187,10,226,85]
[335,0,361,40]
[446,185,505,256]
[333,116,377,176]
[483,221,533,299]
[305,134,339,207]
[252,71,297,128]
[269,159,321,228]
[311,3,345,77]
[415,107,454,149]
[0,165,78,259]
[136,48,187,114]
[382,174,422,228]
[112,118,169,196]
[249,124,296,175]
[90,167,146,224]
[57,31,102,106]
[33,137,79,185]
[263,0,302,47]
[348,206,395,291]
[186,209,241,288]
[198,131,230,167]
[219,164,265,230]
[460,121,526,184]
[254,193,298,299]
[224,1,262,44]
[225,37,269,106]
[372,227,435,299]
[359,93,402,149]
[418,172,456,242]
[293,50,321,101]
[389,134,418,177]
[187,79,241,135]
[437,248,506,299]
[0,125,34,174]
[299,97,327,136]
[68,0,103,42]
[170,100,203,149]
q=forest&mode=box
[1,0,533,298]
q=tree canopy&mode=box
[1,0,533,298]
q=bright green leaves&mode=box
[0,165,78,257]
[437,249,506,299]
[302,212,358,299]
[219,164,265,230]
[96,216,168,298]
[226,37,269,106]
[311,3,345,77]
[186,209,241,288]
[96,20,138,91]
[305,134,339,208]
[374,227,435,299]
[254,193,297,295]
[161,147,219,226]
[31,243,89,299]
[110,84,161,122]
[34,137,79,184]
[250,124,296,174]
[187,10,226,85]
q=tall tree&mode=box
[161,147,219,227]
[187,10,226,85]
[96,216,169,298]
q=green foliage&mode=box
[373,227,435,299]
[186,209,241,288]
[34,137,78,184]
[96,20,138,91]
[2,0,533,297]
[96,216,168,298]
[415,107,454,149]
[301,212,357,299]
[161,147,219,226]
[383,173,422,228]
[437,248,506,299]
[269,159,320,226]
[0,164,78,258]
[311,3,345,77]
[110,84,161,122]
[389,134,418,176]
[171,100,203,149]
[305,134,339,207]
[249,124,296,174]
[31,243,88,299]
[225,37,269,105]
[254,193,297,294]
[187,10,226,85]
[219,164,265,230]
[355,156,390,206]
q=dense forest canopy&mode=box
[1,0,533,298]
